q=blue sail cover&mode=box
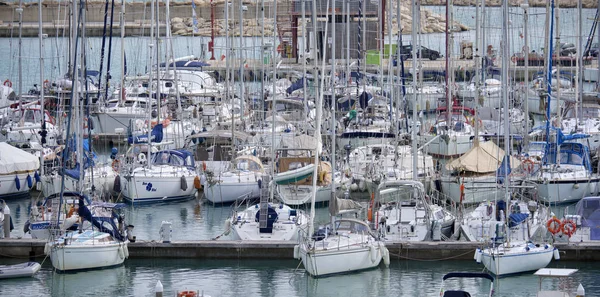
[159,60,210,68]
[496,155,511,184]
[286,77,305,95]
[128,123,164,144]
[78,198,125,241]
[509,213,529,227]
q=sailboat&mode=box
[295,2,389,276]
[476,0,555,276]
[45,0,133,271]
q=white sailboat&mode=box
[476,0,555,276]
[295,2,389,276]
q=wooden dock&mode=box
[1,239,599,261]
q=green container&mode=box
[366,49,380,65]
[383,44,397,56]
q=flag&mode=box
[191,1,199,33]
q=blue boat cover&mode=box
[509,213,529,228]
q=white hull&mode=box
[300,242,385,277]
[0,172,35,198]
[534,178,600,204]
[480,244,554,276]
[421,134,474,158]
[276,184,331,205]
[336,136,394,150]
[441,176,507,205]
[121,167,197,203]
[41,164,117,198]
[49,242,127,271]
[204,181,261,204]
[93,113,145,135]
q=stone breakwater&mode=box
[0,2,468,37]
[169,3,469,36]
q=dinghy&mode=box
[0,262,41,279]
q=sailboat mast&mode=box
[522,0,529,147]
[17,0,23,109]
[545,0,555,149]
[331,0,337,199]
[444,0,451,125]
[309,0,330,238]
[501,0,510,215]
[38,0,45,177]
[411,0,418,180]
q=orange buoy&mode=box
[547,217,562,235]
[194,176,202,189]
[561,220,577,237]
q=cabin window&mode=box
[165,82,173,88]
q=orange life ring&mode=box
[522,159,535,174]
[43,79,50,89]
[112,159,121,172]
[561,220,577,237]
[547,217,562,235]
[3,79,12,88]
[177,291,197,297]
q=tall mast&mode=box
[331,0,336,200]
[522,1,529,147]
[501,0,510,226]
[411,0,418,180]
[17,1,23,114]
[38,0,45,176]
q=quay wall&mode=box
[1,239,599,262]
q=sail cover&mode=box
[446,141,520,174]
[0,142,40,174]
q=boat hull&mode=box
[300,243,384,277]
[121,171,197,204]
[49,242,127,272]
[480,244,554,276]
[204,182,261,204]
[0,172,36,199]
[534,178,600,204]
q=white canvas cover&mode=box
[0,142,40,174]
[446,141,521,173]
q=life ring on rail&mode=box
[547,217,562,235]
[43,79,50,89]
[111,159,121,172]
[177,291,197,297]
[561,220,577,237]
[3,79,12,88]
[138,153,147,163]
[522,159,535,174]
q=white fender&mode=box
[224,219,231,236]
[553,248,560,260]
[370,245,377,263]
[475,249,482,264]
[474,248,479,261]
[123,244,129,259]
[118,245,125,260]
[293,245,300,260]
[380,243,390,266]
[44,242,51,256]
